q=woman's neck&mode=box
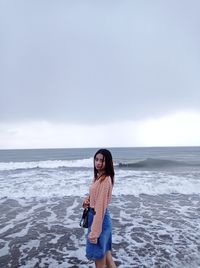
[97,172,105,179]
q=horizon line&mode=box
[0,145,200,151]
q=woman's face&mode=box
[94,153,106,173]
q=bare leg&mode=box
[106,251,116,268]
[95,256,106,268]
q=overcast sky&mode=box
[0,0,200,149]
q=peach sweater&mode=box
[89,176,112,238]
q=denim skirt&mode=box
[86,208,112,260]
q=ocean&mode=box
[0,147,200,267]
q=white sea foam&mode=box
[0,194,200,267]
[113,169,200,196]
[1,148,200,267]
[1,168,200,200]
[0,158,93,171]
[0,240,10,257]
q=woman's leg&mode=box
[95,256,106,268]
[106,251,116,268]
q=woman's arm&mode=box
[88,177,112,242]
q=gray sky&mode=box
[0,1,200,148]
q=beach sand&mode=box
[0,194,200,267]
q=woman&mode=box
[83,149,116,268]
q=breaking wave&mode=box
[0,158,93,171]
[117,158,198,169]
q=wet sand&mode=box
[0,194,200,267]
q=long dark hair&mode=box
[93,148,115,185]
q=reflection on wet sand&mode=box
[0,194,200,267]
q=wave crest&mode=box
[118,158,197,169]
[0,158,93,171]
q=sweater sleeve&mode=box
[90,177,112,238]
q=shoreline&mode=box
[0,194,200,267]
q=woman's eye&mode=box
[95,158,103,162]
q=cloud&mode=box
[0,1,200,124]
[137,111,200,146]
[0,111,200,149]
[0,120,139,149]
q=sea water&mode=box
[0,147,200,267]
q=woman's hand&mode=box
[88,232,98,244]
[82,197,90,208]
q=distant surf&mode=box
[0,147,200,267]
[0,158,93,171]
[117,158,199,169]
